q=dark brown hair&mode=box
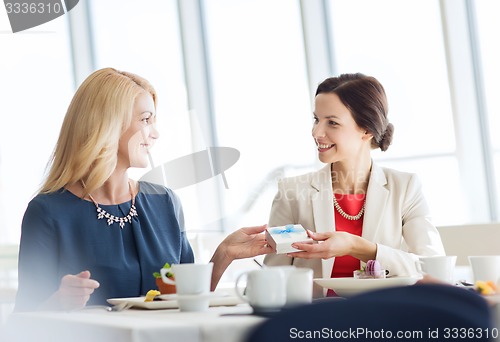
[315,73,394,151]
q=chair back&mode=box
[437,223,500,266]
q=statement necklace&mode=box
[81,180,138,228]
[333,195,366,221]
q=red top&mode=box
[327,193,365,296]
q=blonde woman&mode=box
[264,73,445,297]
[16,68,271,311]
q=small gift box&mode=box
[265,224,314,254]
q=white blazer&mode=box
[264,163,445,297]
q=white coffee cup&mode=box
[418,256,457,284]
[468,256,500,284]
[285,267,313,306]
[265,266,313,305]
[235,268,286,312]
[161,262,213,311]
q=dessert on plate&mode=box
[474,280,497,295]
[353,260,387,279]
[144,289,161,302]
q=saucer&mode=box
[251,305,282,317]
[160,292,224,312]
[176,294,212,312]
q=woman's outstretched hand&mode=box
[210,224,274,291]
[288,230,377,262]
[287,230,353,259]
[219,224,274,260]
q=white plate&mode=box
[314,276,420,298]
[107,292,244,310]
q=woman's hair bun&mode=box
[379,123,394,151]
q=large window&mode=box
[327,0,463,225]
[474,0,500,217]
[203,0,314,236]
[0,13,74,244]
[90,0,209,233]
[1,0,499,249]
[90,0,190,168]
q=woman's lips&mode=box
[317,143,335,152]
[140,143,151,152]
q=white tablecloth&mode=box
[2,304,265,342]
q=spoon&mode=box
[253,258,265,268]
[108,302,134,312]
[78,302,133,312]
[458,279,474,287]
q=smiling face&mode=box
[118,91,159,169]
[312,93,373,165]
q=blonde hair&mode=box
[40,67,157,195]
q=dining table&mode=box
[3,267,500,342]
[4,291,498,342]
[2,301,266,342]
